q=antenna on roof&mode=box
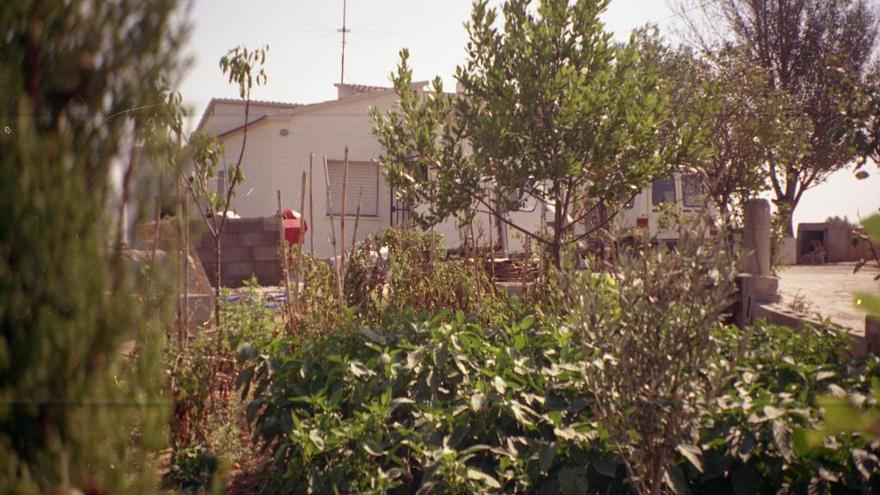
[338,0,350,85]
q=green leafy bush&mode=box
[237,311,631,493]
[237,308,880,494]
[571,220,739,494]
[689,323,880,493]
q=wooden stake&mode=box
[323,157,344,308]
[308,153,315,255]
[277,190,294,323]
[182,184,189,345]
[340,146,349,273]
[295,170,307,310]
[348,188,363,265]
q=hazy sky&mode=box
[179,0,879,227]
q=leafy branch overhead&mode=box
[372,0,708,264]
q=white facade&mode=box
[198,84,705,259]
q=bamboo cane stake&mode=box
[322,157,343,308]
[277,190,294,324]
[295,170,307,310]
[176,172,184,349]
[308,153,315,255]
[348,187,363,261]
[182,183,190,345]
[340,146,349,272]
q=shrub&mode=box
[690,323,880,493]
[344,228,507,324]
[237,311,632,493]
[570,216,739,494]
[165,444,221,493]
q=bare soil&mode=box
[777,262,880,333]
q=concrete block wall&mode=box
[193,216,285,288]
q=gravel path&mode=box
[777,263,880,333]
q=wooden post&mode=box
[295,171,307,310]
[340,146,349,273]
[277,190,294,323]
[309,153,315,255]
[323,157,344,308]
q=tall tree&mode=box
[372,0,706,265]
[681,0,879,236]
[845,64,880,173]
[0,1,187,492]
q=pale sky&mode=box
[179,0,879,227]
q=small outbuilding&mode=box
[797,222,877,264]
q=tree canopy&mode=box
[373,0,707,264]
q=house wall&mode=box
[218,93,398,259]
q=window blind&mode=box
[327,160,379,216]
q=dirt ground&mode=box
[777,262,880,332]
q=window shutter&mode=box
[327,160,379,216]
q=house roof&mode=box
[333,83,392,96]
[214,115,271,140]
[205,81,430,142]
[195,98,304,134]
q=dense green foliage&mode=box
[236,307,880,493]
[0,1,187,492]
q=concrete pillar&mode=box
[743,199,772,276]
[736,199,780,327]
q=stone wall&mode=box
[193,216,285,288]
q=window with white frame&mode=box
[326,159,379,216]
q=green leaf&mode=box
[855,293,880,317]
[362,328,387,345]
[236,342,258,364]
[772,420,796,462]
[471,391,485,412]
[863,214,880,244]
[677,444,703,473]
[557,467,586,495]
[663,466,691,495]
[763,405,785,420]
[466,468,501,489]
[591,453,619,478]
[309,429,325,450]
[493,376,507,394]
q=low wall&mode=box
[753,304,875,358]
[193,216,285,288]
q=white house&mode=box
[196,82,707,259]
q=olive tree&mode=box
[372,0,706,266]
[572,215,739,495]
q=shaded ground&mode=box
[777,262,879,333]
